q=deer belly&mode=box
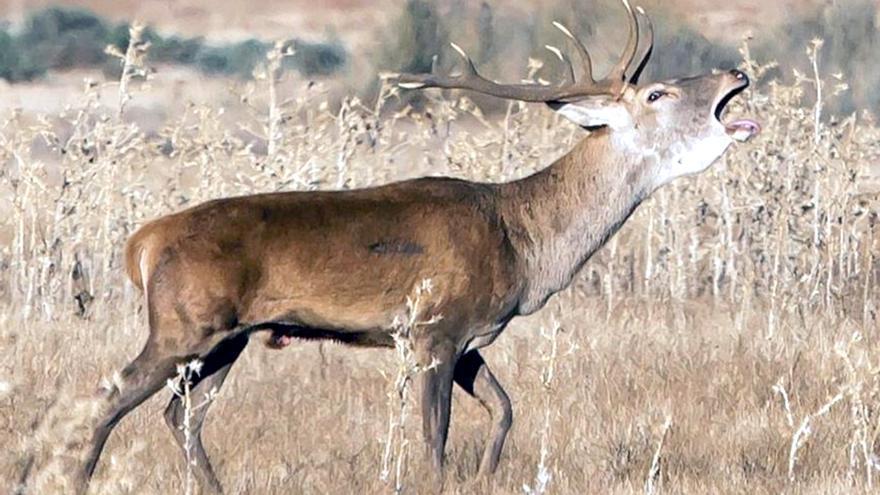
[254,321,395,349]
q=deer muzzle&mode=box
[715,70,760,143]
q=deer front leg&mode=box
[453,350,512,475]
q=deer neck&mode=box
[498,130,655,315]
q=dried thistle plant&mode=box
[166,359,217,495]
[105,21,152,117]
[523,316,562,495]
[380,279,442,494]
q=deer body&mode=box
[127,177,522,350]
[22,2,761,493]
[127,130,652,354]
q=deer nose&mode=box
[729,69,749,84]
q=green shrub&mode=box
[289,40,346,76]
[21,7,110,69]
[195,39,267,77]
[22,6,108,44]
[107,24,205,67]
[380,0,449,76]
[0,6,347,83]
[149,33,205,65]
[0,30,46,81]
[373,0,450,107]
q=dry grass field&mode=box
[2,20,880,495]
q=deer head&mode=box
[391,0,760,188]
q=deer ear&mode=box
[548,99,632,130]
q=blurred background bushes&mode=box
[0,6,347,81]
[0,1,878,113]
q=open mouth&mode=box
[714,82,760,143]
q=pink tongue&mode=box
[726,118,761,135]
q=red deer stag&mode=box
[23,0,759,493]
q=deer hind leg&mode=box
[64,295,242,493]
[20,351,172,495]
[453,350,512,476]
[164,332,249,495]
[71,336,239,492]
[71,342,181,494]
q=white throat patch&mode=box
[654,133,731,187]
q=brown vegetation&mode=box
[1,25,879,495]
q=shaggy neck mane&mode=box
[498,129,655,314]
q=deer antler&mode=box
[390,0,653,102]
[628,7,654,84]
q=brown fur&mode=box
[125,176,520,345]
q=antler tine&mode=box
[449,42,479,77]
[545,44,576,85]
[607,0,640,85]
[392,42,478,90]
[628,7,654,84]
[552,21,594,83]
[393,42,572,102]
[394,42,488,90]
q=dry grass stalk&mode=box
[105,21,150,117]
[379,279,442,494]
[781,372,846,482]
[644,416,672,495]
[259,41,295,160]
[165,359,218,495]
[523,317,562,495]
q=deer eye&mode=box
[647,90,666,103]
